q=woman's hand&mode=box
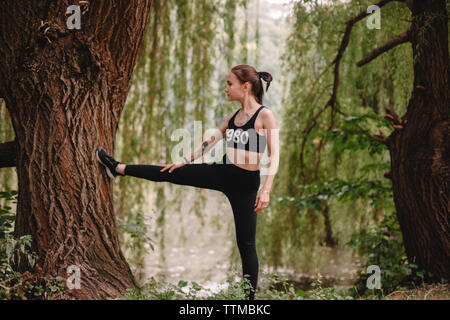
[160,161,187,173]
[254,189,270,213]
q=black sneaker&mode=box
[96,147,123,178]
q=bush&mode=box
[346,211,438,298]
[0,190,66,300]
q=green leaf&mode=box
[296,289,305,297]
[191,282,202,291]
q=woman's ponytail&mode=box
[258,71,273,92]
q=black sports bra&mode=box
[225,105,267,154]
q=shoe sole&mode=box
[96,149,116,179]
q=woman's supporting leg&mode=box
[226,191,259,300]
[124,162,224,192]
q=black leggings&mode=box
[124,154,261,299]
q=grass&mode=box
[115,271,450,300]
[382,283,449,300]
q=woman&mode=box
[96,64,279,300]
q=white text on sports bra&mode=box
[226,129,249,145]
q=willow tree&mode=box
[0,0,154,299]
[332,0,449,282]
[279,0,448,280]
[273,0,394,272]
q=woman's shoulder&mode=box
[260,105,274,117]
[260,106,277,127]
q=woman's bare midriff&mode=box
[225,148,263,171]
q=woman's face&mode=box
[225,72,248,102]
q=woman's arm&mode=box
[186,130,222,163]
[260,109,279,192]
[185,112,234,163]
[254,109,279,212]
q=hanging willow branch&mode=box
[303,0,405,135]
[299,0,408,173]
[357,30,411,67]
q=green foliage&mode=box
[0,190,17,239]
[346,211,438,298]
[324,110,391,156]
[116,210,155,281]
[1,234,36,273]
[278,175,393,212]
[118,210,155,252]
[117,273,253,300]
[257,273,304,300]
[207,275,253,300]
[117,210,155,280]
[0,190,66,300]
[117,272,305,300]
[307,274,354,300]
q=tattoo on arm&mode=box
[191,139,214,162]
[201,141,209,153]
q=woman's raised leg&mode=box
[124,162,225,193]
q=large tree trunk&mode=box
[389,0,449,281]
[0,0,153,299]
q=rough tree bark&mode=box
[0,0,154,299]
